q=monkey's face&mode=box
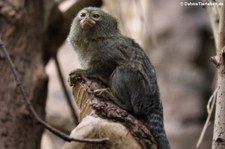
[77,9,101,29]
[68,7,119,45]
[75,7,118,33]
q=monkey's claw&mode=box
[94,88,110,96]
[93,88,117,102]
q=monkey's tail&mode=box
[146,110,171,149]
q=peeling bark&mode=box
[71,78,157,149]
[0,1,48,148]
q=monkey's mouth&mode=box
[80,18,96,29]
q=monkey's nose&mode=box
[80,18,96,29]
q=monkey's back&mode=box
[87,35,160,96]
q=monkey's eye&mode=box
[92,13,100,20]
[80,12,86,18]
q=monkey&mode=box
[67,7,170,149]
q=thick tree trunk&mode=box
[0,0,103,148]
[213,67,225,148]
[0,1,48,148]
[205,0,225,148]
[212,5,225,149]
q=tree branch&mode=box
[54,55,79,125]
[71,77,158,149]
[0,39,108,144]
[198,1,225,148]
[196,88,218,148]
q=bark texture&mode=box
[68,78,157,149]
[0,0,103,148]
[213,67,225,148]
[211,5,225,149]
[205,0,225,148]
[0,1,48,148]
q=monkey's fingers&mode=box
[93,88,117,102]
[68,72,82,86]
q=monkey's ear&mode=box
[113,17,120,31]
[108,14,118,29]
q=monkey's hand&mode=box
[69,69,87,86]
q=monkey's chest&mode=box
[78,55,91,69]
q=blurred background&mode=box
[41,0,216,148]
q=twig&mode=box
[0,39,108,144]
[196,88,218,148]
[54,55,79,125]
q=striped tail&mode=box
[146,109,170,149]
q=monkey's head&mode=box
[68,7,119,48]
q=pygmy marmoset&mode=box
[68,7,170,149]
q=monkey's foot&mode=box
[93,88,117,102]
